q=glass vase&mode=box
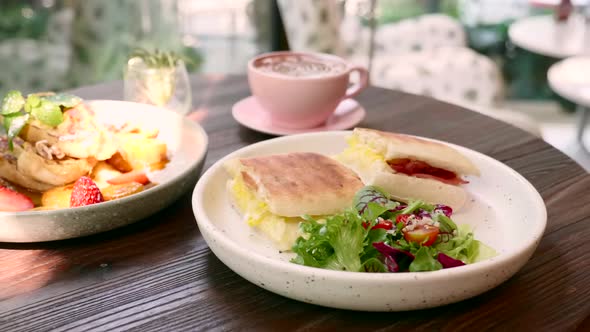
[124,57,192,115]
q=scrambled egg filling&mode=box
[335,135,385,170]
[231,173,301,250]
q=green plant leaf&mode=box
[362,257,387,272]
[353,185,390,215]
[24,94,41,113]
[32,101,63,127]
[1,90,25,115]
[4,113,29,149]
[434,214,457,234]
[130,47,181,69]
[409,246,442,272]
[364,202,389,222]
[399,200,434,214]
[42,93,82,108]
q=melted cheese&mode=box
[230,174,301,250]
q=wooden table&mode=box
[1,75,589,331]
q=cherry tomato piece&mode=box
[373,219,394,230]
[362,219,394,230]
[395,214,412,225]
[403,225,440,246]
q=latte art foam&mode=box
[255,55,347,77]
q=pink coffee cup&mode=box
[247,51,369,129]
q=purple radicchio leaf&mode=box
[384,256,399,272]
[437,253,466,269]
[373,242,415,272]
[389,204,407,213]
[434,204,453,217]
[415,209,431,219]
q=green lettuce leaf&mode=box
[400,200,434,214]
[409,246,442,272]
[360,227,387,263]
[364,202,389,222]
[291,218,334,268]
[324,211,367,272]
[435,224,496,264]
[292,209,369,272]
[361,257,387,272]
[433,214,457,234]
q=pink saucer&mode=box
[232,96,366,136]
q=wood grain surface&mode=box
[0,74,589,332]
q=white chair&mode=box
[277,0,541,136]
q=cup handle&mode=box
[343,66,369,100]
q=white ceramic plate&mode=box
[192,131,546,311]
[0,100,208,242]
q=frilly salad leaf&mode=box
[360,227,387,263]
[435,224,496,264]
[290,216,335,268]
[292,209,369,272]
[1,90,83,150]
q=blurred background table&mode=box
[0,75,589,331]
[508,14,590,58]
[549,55,590,152]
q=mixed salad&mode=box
[291,186,495,273]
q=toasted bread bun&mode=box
[352,128,479,176]
[224,152,363,217]
[360,161,466,208]
[336,128,479,209]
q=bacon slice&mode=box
[387,158,468,186]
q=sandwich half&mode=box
[336,128,479,209]
[224,152,363,250]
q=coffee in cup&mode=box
[248,52,369,129]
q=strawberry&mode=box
[107,170,149,185]
[0,186,34,212]
[70,176,104,207]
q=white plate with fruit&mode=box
[0,94,208,242]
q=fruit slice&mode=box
[117,135,167,170]
[70,176,104,207]
[0,186,34,212]
[106,152,133,173]
[107,170,149,185]
[102,182,144,201]
[41,185,74,209]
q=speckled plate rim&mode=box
[0,101,208,222]
[192,131,547,284]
